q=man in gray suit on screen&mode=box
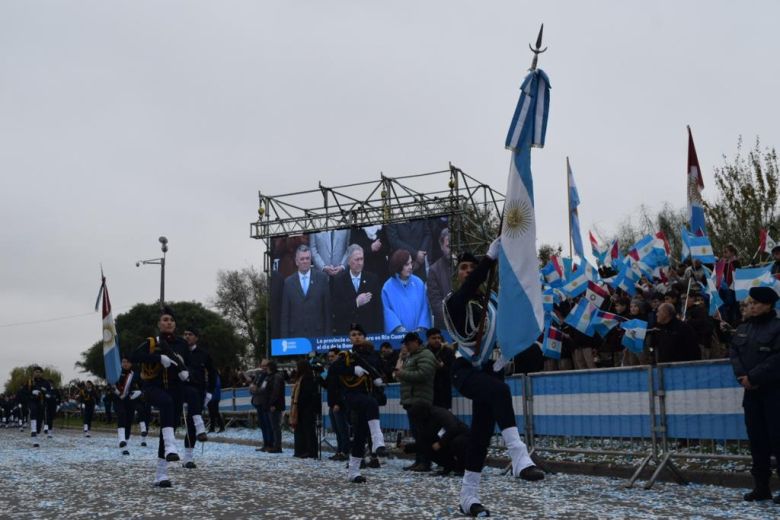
[280,244,332,338]
[310,229,350,277]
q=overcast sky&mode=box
[1,1,778,384]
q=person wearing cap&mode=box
[394,331,437,472]
[131,305,189,487]
[329,335,387,483]
[730,285,780,503]
[25,365,51,448]
[180,324,218,469]
[443,239,543,518]
[113,355,142,456]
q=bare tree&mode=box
[213,267,269,362]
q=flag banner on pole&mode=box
[498,67,550,359]
[621,319,647,354]
[585,280,610,308]
[687,126,707,235]
[590,231,609,265]
[702,266,725,316]
[561,261,598,298]
[759,229,778,254]
[590,309,626,337]
[98,273,122,384]
[567,159,585,260]
[605,239,621,268]
[542,322,563,360]
[681,228,716,263]
[564,298,598,336]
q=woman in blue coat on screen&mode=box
[381,249,431,334]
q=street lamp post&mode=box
[136,236,169,309]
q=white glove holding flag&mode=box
[32,390,40,396]
[486,238,501,260]
[353,366,368,377]
[204,392,212,407]
[372,378,385,387]
[159,355,176,368]
[178,370,189,382]
[130,390,142,400]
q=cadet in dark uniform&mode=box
[114,356,142,455]
[78,381,99,437]
[443,243,543,518]
[729,286,780,503]
[44,385,61,438]
[329,338,387,483]
[131,306,188,487]
[25,366,51,448]
[180,325,217,468]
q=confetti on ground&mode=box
[0,428,777,519]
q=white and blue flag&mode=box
[733,265,773,301]
[567,158,585,260]
[562,261,599,298]
[95,271,122,385]
[564,298,598,336]
[702,266,725,316]
[497,67,550,359]
[621,319,648,354]
[681,228,716,263]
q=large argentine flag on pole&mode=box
[95,272,122,384]
[498,67,550,359]
[687,126,707,235]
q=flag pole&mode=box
[566,157,573,260]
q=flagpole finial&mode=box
[529,23,547,71]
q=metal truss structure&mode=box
[250,164,505,270]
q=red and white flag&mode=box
[759,229,777,254]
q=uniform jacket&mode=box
[730,311,780,388]
[187,345,218,393]
[131,334,188,389]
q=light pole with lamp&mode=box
[136,236,168,309]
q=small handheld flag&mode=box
[621,319,648,354]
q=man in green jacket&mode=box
[395,331,437,471]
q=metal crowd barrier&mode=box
[218,358,747,488]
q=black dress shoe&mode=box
[119,441,127,448]
[140,441,147,447]
[217,427,225,433]
[155,480,172,488]
[410,463,432,472]
[367,457,381,469]
[122,450,130,456]
[460,503,490,517]
[183,461,197,469]
[350,476,366,483]
[374,446,388,457]
[403,463,416,471]
[196,432,208,442]
[743,488,771,501]
[165,453,180,462]
[773,492,780,504]
[518,465,545,481]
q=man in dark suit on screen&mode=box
[332,244,383,335]
[280,245,332,338]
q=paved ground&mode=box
[0,428,777,519]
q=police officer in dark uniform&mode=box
[25,366,51,448]
[729,286,780,503]
[131,306,188,487]
[180,325,217,468]
[329,337,387,483]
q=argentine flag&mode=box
[497,67,550,358]
[567,158,585,260]
[621,319,648,354]
[734,265,773,301]
[562,261,599,298]
[703,266,725,316]
[681,228,716,263]
[564,298,598,336]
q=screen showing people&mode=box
[269,217,451,354]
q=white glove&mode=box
[114,388,120,396]
[130,390,142,400]
[486,237,501,260]
[203,392,212,407]
[178,370,189,382]
[353,366,368,377]
[32,390,40,396]
[159,355,177,368]
[45,394,51,399]
[372,378,385,387]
